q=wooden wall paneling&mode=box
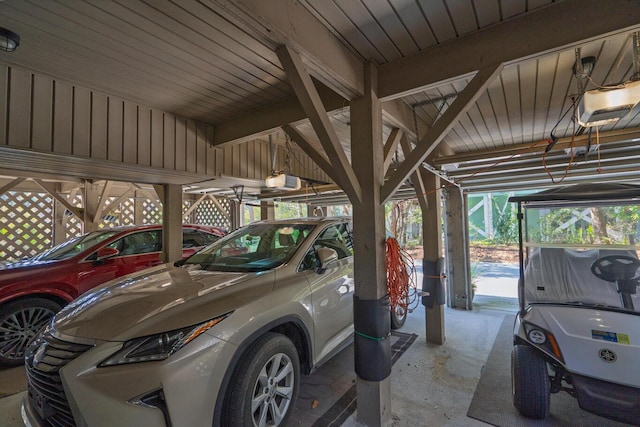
[53,81,73,154]
[107,97,123,162]
[91,92,108,159]
[239,141,247,178]
[546,50,577,138]
[73,86,91,156]
[534,55,556,142]
[223,146,232,175]
[0,66,6,145]
[232,144,240,176]
[518,62,537,143]
[501,66,522,144]
[138,105,151,166]
[206,126,216,175]
[175,119,186,171]
[8,67,31,148]
[260,139,269,176]
[164,115,176,170]
[186,120,197,173]
[123,101,137,164]
[31,74,53,152]
[486,78,511,147]
[196,123,206,174]
[246,140,256,179]
[151,109,164,168]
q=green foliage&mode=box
[491,198,517,245]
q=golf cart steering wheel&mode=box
[591,255,640,283]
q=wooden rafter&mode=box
[383,128,403,177]
[92,180,113,223]
[100,187,135,219]
[381,63,503,203]
[277,45,361,204]
[33,179,83,220]
[0,177,26,195]
[281,124,337,184]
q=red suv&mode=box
[0,224,225,365]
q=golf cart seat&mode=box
[524,247,640,308]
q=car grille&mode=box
[24,331,94,427]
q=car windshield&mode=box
[183,222,316,273]
[522,200,640,311]
[33,230,119,261]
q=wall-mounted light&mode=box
[0,28,20,52]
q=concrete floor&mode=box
[0,264,518,426]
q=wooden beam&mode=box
[378,0,640,99]
[183,193,208,218]
[282,124,338,184]
[207,194,231,221]
[381,64,503,203]
[100,187,135,218]
[33,179,83,219]
[213,83,347,147]
[383,128,402,177]
[233,0,364,99]
[277,45,361,204]
[0,177,26,195]
[92,180,113,224]
[433,127,640,166]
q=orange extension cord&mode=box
[386,236,419,317]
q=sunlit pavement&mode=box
[474,262,519,298]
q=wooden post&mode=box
[444,186,471,310]
[161,184,183,264]
[351,61,391,427]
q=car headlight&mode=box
[99,313,231,367]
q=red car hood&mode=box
[53,265,275,341]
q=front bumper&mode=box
[572,374,640,425]
[23,332,237,427]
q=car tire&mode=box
[0,298,61,366]
[511,344,550,419]
[225,332,300,427]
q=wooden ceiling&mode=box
[1,0,639,198]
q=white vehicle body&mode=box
[509,184,640,425]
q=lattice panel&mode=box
[142,199,162,224]
[183,200,194,223]
[64,193,84,240]
[97,197,135,228]
[0,192,53,262]
[119,198,135,225]
[195,197,231,230]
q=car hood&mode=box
[53,264,275,341]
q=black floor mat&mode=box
[291,331,418,426]
[467,316,631,427]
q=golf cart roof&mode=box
[509,183,640,204]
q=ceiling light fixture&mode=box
[265,173,301,190]
[0,27,20,52]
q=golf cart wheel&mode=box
[511,344,550,419]
[0,298,60,366]
[224,332,300,427]
[390,304,407,329]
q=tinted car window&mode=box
[182,229,222,247]
[314,223,353,259]
[105,230,162,256]
[184,223,315,272]
[34,230,118,261]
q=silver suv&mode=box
[22,218,355,427]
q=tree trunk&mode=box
[591,207,608,243]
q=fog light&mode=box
[528,329,547,344]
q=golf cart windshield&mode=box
[511,183,640,312]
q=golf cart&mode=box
[509,183,640,425]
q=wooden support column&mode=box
[351,62,391,427]
[420,172,446,343]
[230,200,241,230]
[161,184,183,264]
[83,181,101,231]
[260,201,275,220]
[53,200,67,245]
[444,186,471,310]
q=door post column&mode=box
[161,184,182,264]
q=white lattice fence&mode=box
[0,192,53,261]
[97,197,136,228]
[142,199,162,224]
[64,193,84,240]
[196,198,231,230]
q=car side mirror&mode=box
[96,247,119,261]
[316,247,338,274]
